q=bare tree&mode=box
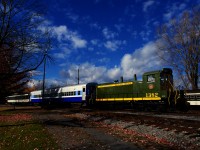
[156,7,200,90]
[0,0,52,99]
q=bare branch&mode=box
[156,7,200,90]
[0,0,52,98]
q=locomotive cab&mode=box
[143,68,173,95]
[160,68,176,108]
[142,68,174,110]
[160,68,173,90]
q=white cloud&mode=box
[104,40,126,51]
[28,78,67,89]
[89,22,101,30]
[60,63,123,84]
[163,2,186,21]
[114,24,124,32]
[102,27,118,39]
[143,0,155,12]
[29,70,42,76]
[120,41,163,79]
[66,12,79,23]
[60,63,108,84]
[59,41,164,84]
[98,57,110,63]
[53,53,66,59]
[107,67,121,80]
[53,46,71,59]
[52,25,68,41]
[91,39,99,45]
[45,25,87,60]
[71,36,87,49]
[90,39,102,49]
[139,31,150,41]
[51,25,87,49]
[104,41,118,51]
[27,79,40,88]
[102,27,126,51]
[47,79,66,87]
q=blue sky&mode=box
[30,0,199,87]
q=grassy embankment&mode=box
[0,107,59,150]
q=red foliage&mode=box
[0,114,32,123]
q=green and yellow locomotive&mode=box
[90,68,188,111]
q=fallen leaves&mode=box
[0,114,32,123]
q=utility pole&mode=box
[42,51,47,107]
[77,68,79,84]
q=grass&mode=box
[0,110,59,150]
[0,107,13,112]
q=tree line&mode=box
[0,0,51,101]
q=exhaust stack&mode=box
[134,74,137,81]
[120,76,123,82]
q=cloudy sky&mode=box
[31,0,199,87]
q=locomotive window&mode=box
[78,91,80,95]
[190,95,195,100]
[74,91,76,95]
[160,73,173,90]
[83,88,85,92]
[185,95,189,100]
[147,75,155,82]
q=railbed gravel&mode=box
[73,113,200,150]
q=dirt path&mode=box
[33,109,140,150]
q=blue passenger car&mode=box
[30,83,97,105]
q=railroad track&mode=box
[113,110,200,122]
[72,108,200,149]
